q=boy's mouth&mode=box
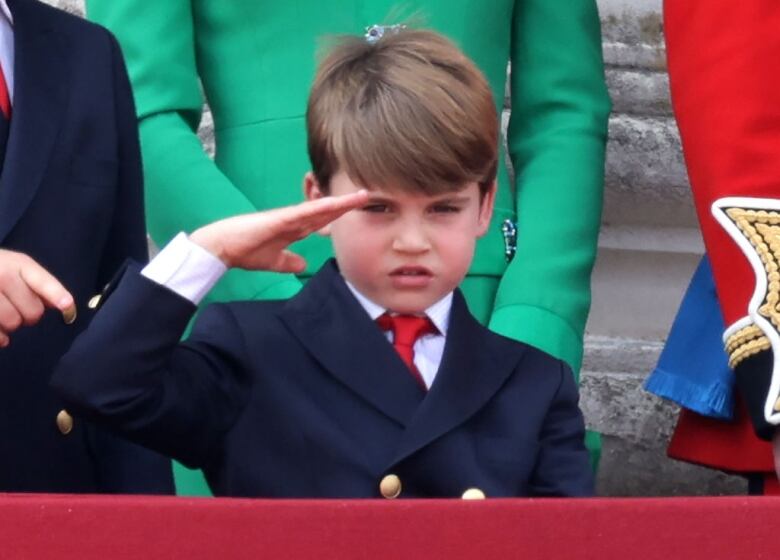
[390,266,432,276]
[389,266,433,288]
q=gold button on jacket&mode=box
[87,293,102,310]
[461,488,486,500]
[379,474,402,499]
[56,409,73,435]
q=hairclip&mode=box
[365,24,407,44]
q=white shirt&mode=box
[142,232,452,388]
[344,281,450,389]
[0,0,14,104]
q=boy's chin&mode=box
[380,293,447,315]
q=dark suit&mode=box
[53,260,592,498]
[0,0,172,493]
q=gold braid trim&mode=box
[720,207,780,368]
[729,335,771,369]
[726,208,780,330]
[726,323,770,368]
[725,324,764,355]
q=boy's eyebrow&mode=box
[364,193,395,202]
[431,195,471,204]
[362,193,471,204]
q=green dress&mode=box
[87,0,610,495]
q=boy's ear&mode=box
[303,172,333,236]
[476,181,497,237]
[303,171,325,201]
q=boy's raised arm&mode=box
[50,192,367,466]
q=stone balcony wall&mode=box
[46,0,745,495]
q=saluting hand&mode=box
[0,249,77,348]
[189,190,368,272]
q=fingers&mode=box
[0,293,21,347]
[306,189,369,214]
[0,252,75,346]
[267,250,307,274]
[192,190,369,270]
[18,261,76,324]
[300,189,369,221]
[274,190,369,239]
[2,270,46,326]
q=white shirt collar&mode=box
[344,279,452,336]
[0,1,12,25]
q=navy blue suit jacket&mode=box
[53,260,592,498]
[0,0,172,493]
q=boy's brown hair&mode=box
[307,28,498,197]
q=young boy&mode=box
[52,29,592,498]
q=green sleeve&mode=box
[85,1,301,304]
[488,0,611,376]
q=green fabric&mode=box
[87,0,610,496]
[173,461,212,497]
[491,305,584,383]
[585,430,602,473]
[458,275,499,325]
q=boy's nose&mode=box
[392,225,431,253]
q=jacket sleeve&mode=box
[84,30,175,494]
[488,0,610,376]
[51,268,252,469]
[529,362,594,496]
[85,0,302,304]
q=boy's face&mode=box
[305,171,495,314]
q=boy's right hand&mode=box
[189,190,368,272]
[0,249,77,347]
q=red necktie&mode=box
[0,62,10,119]
[376,314,437,390]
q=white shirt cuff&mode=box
[141,232,227,304]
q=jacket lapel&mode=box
[279,261,425,427]
[0,0,68,242]
[388,290,526,466]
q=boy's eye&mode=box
[362,203,391,213]
[430,204,461,214]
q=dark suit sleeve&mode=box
[51,268,252,470]
[98,32,148,282]
[84,31,174,493]
[529,363,594,496]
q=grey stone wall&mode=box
[47,0,80,15]
[45,0,745,495]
